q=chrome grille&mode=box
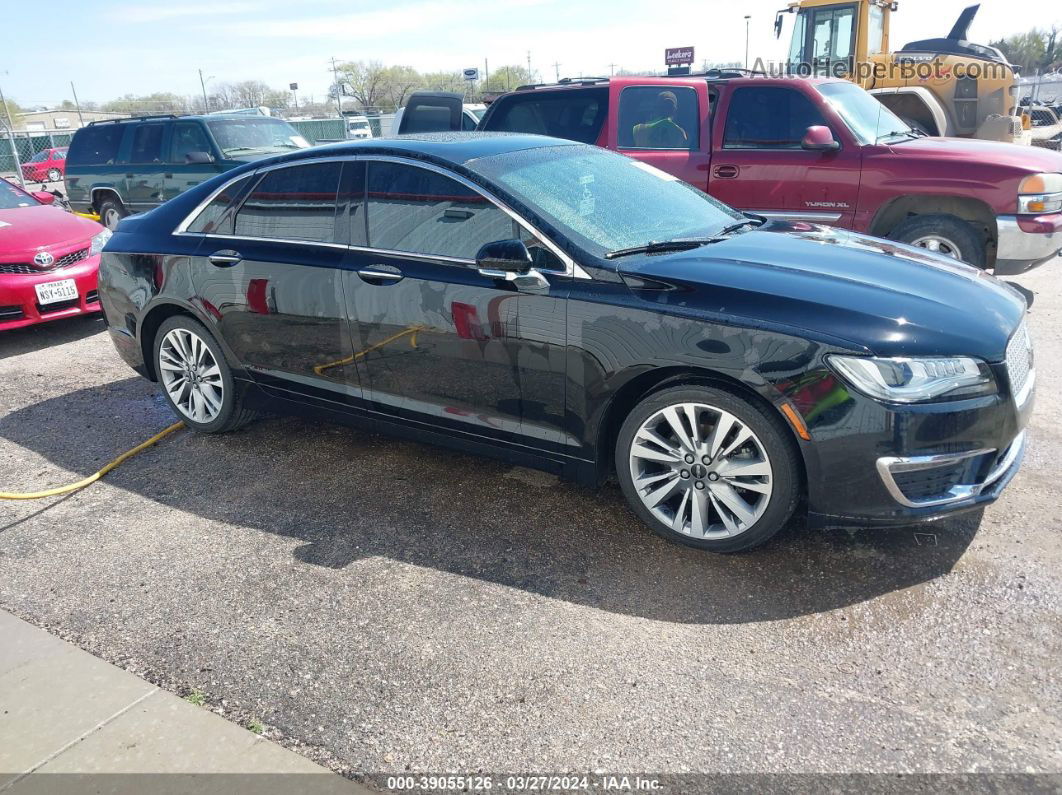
[0,247,90,274]
[1006,320,1033,399]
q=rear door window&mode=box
[723,87,828,149]
[365,161,513,260]
[129,124,165,163]
[618,86,699,149]
[486,88,608,144]
[68,124,125,165]
[168,122,212,164]
[234,162,342,243]
[185,174,254,235]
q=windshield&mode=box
[470,145,742,257]
[817,81,912,144]
[349,121,369,130]
[28,151,49,163]
[206,118,310,155]
[0,179,36,210]
[470,108,487,120]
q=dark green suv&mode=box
[65,113,311,230]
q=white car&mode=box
[346,115,374,140]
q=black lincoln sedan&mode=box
[98,133,1033,553]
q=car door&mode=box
[162,121,222,203]
[186,158,358,404]
[121,122,167,212]
[608,82,712,190]
[341,157,572,449]
[709,85,861,227]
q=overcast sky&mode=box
[2,0,1059,107]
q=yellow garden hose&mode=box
[0,422,185,501]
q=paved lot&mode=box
[0,267,1060,782]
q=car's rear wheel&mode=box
[615,385,801,553]
[97,195,128,231]
[889,214,986,268]
[153,315,255,433]
[46,168,61,182]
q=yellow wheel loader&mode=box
[774,1,1030,144]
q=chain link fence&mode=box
[1,130,74,177]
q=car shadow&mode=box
[0,314,105,360]
[0,377,980,626]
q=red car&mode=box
[0,178,109,331]
[20,147,68,184]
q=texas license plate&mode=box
[34,279,78,305]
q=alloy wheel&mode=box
[628,402,774,539]
[158,328,225,423]
[909,234,963,260]
[103,208,121,230]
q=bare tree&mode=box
[337,60,387,110]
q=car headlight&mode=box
[827,354,996,403]
[89,228,112,256]
[1017,173,1062,214]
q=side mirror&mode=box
[475,239,549,292]
[31,191,56,205]
[801,125,840,151]
[476,239,533,274]
[185,150,215,164]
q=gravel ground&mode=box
[0,266,1060,784]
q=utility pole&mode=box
[69,81,85,126]
[330,57,343,117]
[527,50,532,83]
[484,58,489,98]
[552,61,561,81]
[198,69,210,111]
[608,63,617,76]
[744,15,752,70]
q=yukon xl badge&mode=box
[33,251,55,268]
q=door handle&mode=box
[208,250,242,267]
[357,266,403,284]
[164,173,173,179]
[478,267,550,292]
[713,164,739,179]
[125,173,135,178]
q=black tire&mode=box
[152,315,256,433]
[46,168,61,183]
[615,384,801,553]
[889,214,987,268]
[97,195,128,231]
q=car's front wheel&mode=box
[97,195,128,231]
[889,214,986,268]
[153,315,255,433]
[615,385,801,553]
[46,168,61,182]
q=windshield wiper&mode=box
[605,238,716,259]
[876,128,921,143]
[605,219,764,260]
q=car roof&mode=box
[262,132,583,168]
[508,74,843,92]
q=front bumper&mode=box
[995,213,1062,274]
[0,255,101,331]
[801,355,1033,530]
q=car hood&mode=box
[619,223,1026,361]
[0,205,103,262]
[886,135,1062,173]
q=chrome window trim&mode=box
[173,155,351,236]
[175,153,591,279]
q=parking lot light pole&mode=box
[745,15,752,70]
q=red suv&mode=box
[20,147,68,184]
[458,74,1062,273]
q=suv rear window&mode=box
[484,88,608,144]
[68,124,125,165]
